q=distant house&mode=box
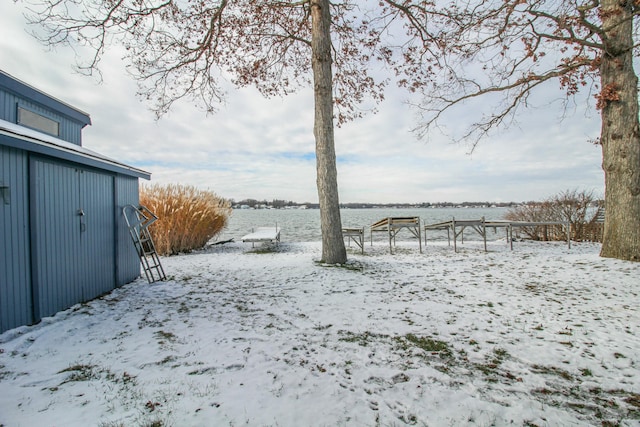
[0,70,151,333]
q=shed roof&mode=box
[0,118,150,179]
[0,70,92,128]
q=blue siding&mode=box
[0,90,84,145]
[0,90,13,123]
[0,152,141,332]
[30,158,117,320]
[0,71,90,127]
[0,91,11,122]
[115,175,141,285]
[0,146,32,332]
[78,169,116,298]
[31,158,82,319]
[0,72,147,333]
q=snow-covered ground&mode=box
[1,239,639,427]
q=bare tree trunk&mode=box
[599,0,640,262]
[310,0,347,264]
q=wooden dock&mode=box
[424,217,571,252]
[241,226,281,247]
[370,217,422,254]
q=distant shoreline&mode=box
[233,202,519,210]
[221,206,510,243]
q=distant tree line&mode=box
[231,199,312,209]
[230,200,521,209]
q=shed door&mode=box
[31,158,115,320]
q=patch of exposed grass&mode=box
[154,330,177,344]
[109,371,136,386]
[625,393,640,408]
[580,368,593,377]
[531,364,574,381]
[338,330,389,347]
[472,347,512,381]
[58,363,101,383]
[58,364,137,388]
[177,302,190,314]
[247,244,281,254]
[157,356,177,366]
[478,301,494,308]
[558,327,573,336]
[493,347,509,361]
[313,324,333,331]
[529,383,640,423]
[140,418,169,427]
[0,364,12,381]
[315,260,365,271]
[397,333,452,357]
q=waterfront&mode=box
[218,207,509,243]
[3,237,634,427]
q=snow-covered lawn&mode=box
[1,240,639,426]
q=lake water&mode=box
[218,207,510,243]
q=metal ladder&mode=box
[123,205,166,283]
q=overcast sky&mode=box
[1,2,604,204]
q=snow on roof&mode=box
[0,118,150,179]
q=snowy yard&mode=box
[1,239,639,426]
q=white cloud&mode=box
[0,2,604,203]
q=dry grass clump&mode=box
[140,184,232,256]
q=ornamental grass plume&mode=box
[140,184,232,256]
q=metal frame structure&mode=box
[424,217,571,252]
[123,205,166,283]
[342,227,365,254]
[241,225,281,248]
[370,217,422,254]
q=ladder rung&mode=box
[124,205,166,283]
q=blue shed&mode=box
[0,70,151,333]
